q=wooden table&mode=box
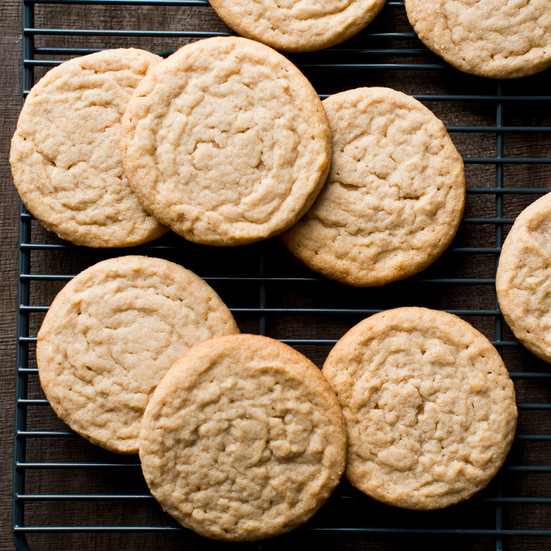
[2,2,551,550]
[2,2,26,550]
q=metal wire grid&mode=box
[13,1,551,549]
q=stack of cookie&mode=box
[37,255,348,540]
[206,0,551,79]
[36,254,517,540]
[11,35,467,287]
[13,0,548,541]
[10,39,331,248]
[119,37,331,246]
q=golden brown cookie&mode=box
[120,36,331,246]
[139,334,347,541]
[10,49,167,247]
[405,0,551,79]
[497,193,551,364]
[37,255,239,454]
[282,87,465,286]
[322,307,517,510]
[208,0,386,52]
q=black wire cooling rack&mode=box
[13,1,551,550]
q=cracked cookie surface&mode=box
[322,307,517,510]
[405,0,551,78]
[208,0,386,52]
[139,334,346,540]
[120,37,331,246]
[10,49,167,247]
[281,87,465,287]
[497,193,551,364]
[37,255,239,454]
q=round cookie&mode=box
[10,49,167,247]
[120,36,332,246]
[208,0,386,53]
[322,307,517,510]
[405,0,551,79]
[37,255,239,454]
[139,334,347,541]
[497,193,551,364]
[281,87,465,287]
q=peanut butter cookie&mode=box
[140,334,346,540]
[10,49,167,247]
[497,193,551,364]
[282,87,465,286]
[37,255,239,454]
[322,307,517,510]
[120,37,331,246]
[405,0,551,78]
[208,0,386,52]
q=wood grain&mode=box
[1,2,23,551]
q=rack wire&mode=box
[13,1,551,549]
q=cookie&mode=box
[139,334,347,541]
[10,49,167,247]
[405,0,551,79]
[322,307,517,510]
[120,36,332,246]
[497,193,551,364]
[281,87,465,287]
[208,0,386,52]
[37,255,239,454]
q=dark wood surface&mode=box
[2,2,551,550]
[2,2,24,550]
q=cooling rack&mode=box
[13,1,551,550]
